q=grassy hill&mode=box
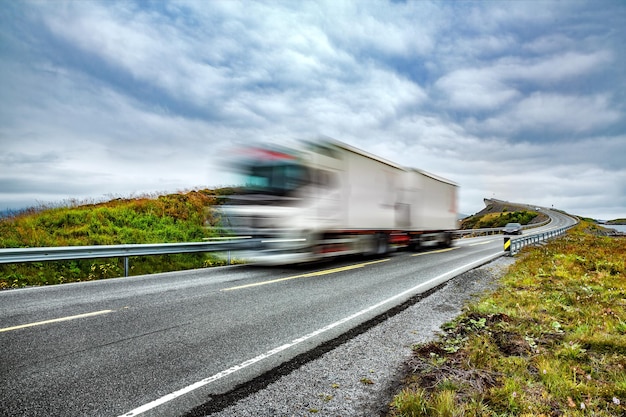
[460,200,548,230]
[0,189,235,289]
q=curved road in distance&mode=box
[0,209,577,417]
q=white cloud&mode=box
[41,3,233,106]
[498,51,613,83]
[328,2,439,58]
[477,92,620,135]
[523,34,575,54]
[461,1,563,33]
[1,0,625,221]
[435,69,521,111]
[435,49,613,112]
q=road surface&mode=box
[0,209,575,416]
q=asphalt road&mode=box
[0,209,576,417]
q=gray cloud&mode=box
[1,0,624,220]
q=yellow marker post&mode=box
[504,237,511,254]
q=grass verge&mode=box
[388,220,626,416]
[0,189,237,289]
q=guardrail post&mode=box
[504,237,511,255]
[124,257,129,277]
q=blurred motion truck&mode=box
[218,138,458,264]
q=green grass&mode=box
[388,221,626,416]
[0,189,237,289]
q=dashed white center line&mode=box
[470,239,496,246]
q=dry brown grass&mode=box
[389,221,626,416]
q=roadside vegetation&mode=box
[461,210,540,230]
[460,204,545,230]
[388,220,626,416]
[0,189,235,289]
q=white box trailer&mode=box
[334,141,407,230]
[219,138,458,264]
[402,168,458,230]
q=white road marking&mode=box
[470,239,495,246]
[0,310,114,333]
[118,251,502,417]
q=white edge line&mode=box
[118,251,504,417]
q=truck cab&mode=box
[218,142,343,264]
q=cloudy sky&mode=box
[1,1,625,220]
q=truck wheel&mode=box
[375,233,389,255]
[308,232,322,255]
[440,232,453,248]
[408,236,421,252]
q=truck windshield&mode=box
[244,163,309,196]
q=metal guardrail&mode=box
[504,223,576,255]
[0,239,255,276]
[0,213,572,277]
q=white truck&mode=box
[218,138,458,264]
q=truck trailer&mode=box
[218,138,458,264]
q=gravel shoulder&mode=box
[204,256,515,417]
